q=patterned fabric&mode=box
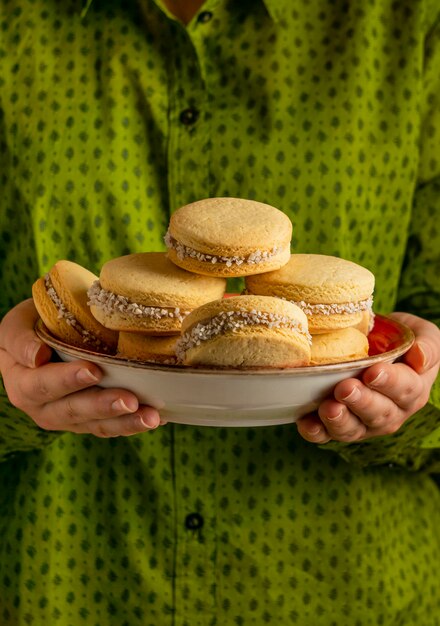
[0,0,439,624]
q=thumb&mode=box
[0,299,52,369]
[403,341,432,374]
[390,312,440,375]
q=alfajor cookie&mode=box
[354,309,375,335]
[310,327,369,365]
[88,252,226,334]
[32,260,119,353]
[176,295,311,368]
[245,254,374,334]
[165,197,292,277]
[117,332,178,365]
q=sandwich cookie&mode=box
[88,252,226,334]
[117,332,178,365]
[176,295,311,368]
[245,254,374,334]
[32,260,119,353]
[354,309,375,335]
[310,327,369,365]
[165,197,292,277]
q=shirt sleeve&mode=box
[0,378,61,463]
[320,13,440,474]
[0,305,62,462]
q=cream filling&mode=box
[176,309,312,361]
[242,291,373,317]
[290,297,373,317]
[165,231,285,268]
[87,281,190,323]
[44,275,107,351]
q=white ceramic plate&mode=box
[36,315,414,427]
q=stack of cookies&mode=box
[87,251,226,365]
[32,197,375,369]
[245,254,373,366]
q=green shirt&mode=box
[1,0,440,624]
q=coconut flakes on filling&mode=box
[87,281,190,323]
[176,309,312,361]
[242,290,374,317]
[290,297,373,317]
[44,275,108,351]
[164,231,283,267]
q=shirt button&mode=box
[197,11,213,24]
[185,512,204,530]
[179,108,200,126]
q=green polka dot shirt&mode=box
[1,0,440,624]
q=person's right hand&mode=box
[0,299,162,437]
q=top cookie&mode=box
[165,197,292,277]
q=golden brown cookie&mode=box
[310,327,369,365]
[176,295,311,368]
[245,254,374,334]
[32,260,119,353]
[88,252,226,334]
[165,197,292,277]
[117,332,178,365]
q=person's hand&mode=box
[0,299,162,437]
[297,312,440,444]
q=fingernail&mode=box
[26,340,43,367]
[112,398,137,413]
[342,387,361,402]
[369,370,387,387]
[325,409,343,421]
[416,343,428,370]
[140,417,155,429]
[140,412,160,429]
[307,425,323,436]
[77,368,99,384]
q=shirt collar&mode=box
[78,0,284,23]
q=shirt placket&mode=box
[166,13,213,213]
[171,424,218,626]
[164,7,220,625]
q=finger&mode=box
[360,362,424,410]
[390,312,440,375]
[296,413,332,444]
[317,398,368,441]
[0,299,52,368]
[14,359,104,407]
[39,387,142,429]
[68,406,161,437]
[333,378,403,432]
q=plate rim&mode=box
[35,315,415,378]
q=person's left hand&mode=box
[296,312,440,444]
